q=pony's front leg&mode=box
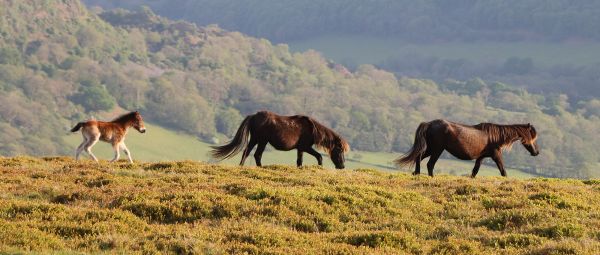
[471,157,484,178]
[120,143,133,163]
[492,151,507,177]
[297,150,303,167]
[110,143,120,163]
[305,148,323,166]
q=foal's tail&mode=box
[395,122,430,167]
[70,122,85,132]
[210,115,252,160]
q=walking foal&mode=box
[71,111,146,163]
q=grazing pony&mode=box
[395,119,539,177]
[70,111,146,163]
[211,111,350,169]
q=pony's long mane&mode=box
[475,123,530,151]
[112,112,137,123]
[308,118,350,155]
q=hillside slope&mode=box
[0,157,598,254]
[1,0,599,178]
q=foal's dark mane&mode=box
[308,117,350,154]
[475,123,531,149]
[112,112,137,123]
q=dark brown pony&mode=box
[71,111,146,163]
[395,119,539,177]
[211,111,350,169]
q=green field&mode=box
[288,35,600,67]
[0,157,598,254]
[63,123,536,178]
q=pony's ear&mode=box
[527,123,531,128]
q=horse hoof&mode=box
[412,172,419,176]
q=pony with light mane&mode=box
[211,111,350,169]
[70,111,146,163]
[396,119,539,177]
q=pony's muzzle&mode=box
[139,128,146,133]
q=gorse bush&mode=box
[0,157,599,254]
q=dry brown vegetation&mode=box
[0,156,599,254]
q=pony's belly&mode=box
[445,142,485,160]
[268,141,297,151]
[446,150,477,160]
[445,130,487,160]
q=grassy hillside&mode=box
[62,123,536,178]
[0,157,598,254]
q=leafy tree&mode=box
[0,47,21,65]
[70,80,116,112]
[216,108,243,136]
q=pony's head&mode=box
[520,123,539,156]
[132,111,146,133]
[310,118,349,169]
[329,137,350,169]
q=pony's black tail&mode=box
[211,115,252,160]
[70,122,85,132]
[395,122,430,167]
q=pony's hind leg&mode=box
[120,143,133,163]
[471,157,484,178]
[84,135,100,162]
[75,137,88,160]
[253,142,267,167]
[297,150,303,167]
[426,150,443,177]
[240,138,257,166]
[413,151,431,175]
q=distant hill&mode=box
[0,157,598,253]
[83,0,600,43]
[82,0,600,101]
[0,0,599,178]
